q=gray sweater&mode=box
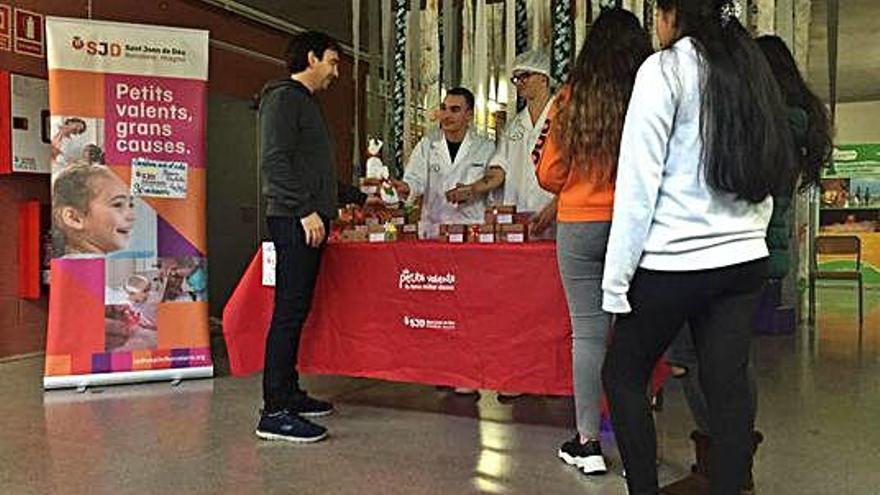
[260,79,365,220]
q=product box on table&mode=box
[338,228,368,243]
[498,223,527,243]
[468,224,497,243]
[400,223,419,241]
[439,224,467,243]
[367,224,395,243]
[513,212,533,225]
[485,205,517,225]
[390,209,406,226]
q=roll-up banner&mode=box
[44,17,212,389]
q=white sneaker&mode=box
[557,435,608,475]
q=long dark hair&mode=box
[553,8,652,185]
[657,0,796,201]
[756,35,832,190]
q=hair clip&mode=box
[720,0,743,27]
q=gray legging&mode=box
[556,221,611,438]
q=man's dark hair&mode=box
[285,31,341,74]
[446,87,475,111]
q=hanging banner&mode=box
[551,0,573,85]
[391,0,407,176]
[44,17,212,389]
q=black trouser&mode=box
[602,259,767,495]
[262,215,325,413]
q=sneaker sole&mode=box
[298,409,334,418]
[557,450,608,476]
[255,429,328,443]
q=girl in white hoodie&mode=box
[599,1,810,494]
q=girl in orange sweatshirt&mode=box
[533,8,652,476]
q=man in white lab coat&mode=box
[491,50,556,237]
[394,87,498,238]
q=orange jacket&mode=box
[533,88,614,223]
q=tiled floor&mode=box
[1,286,878,494]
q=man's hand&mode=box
[445,183,474,204]
[300,212,326,248]
[391,179,411,200]
[529,199,557,235]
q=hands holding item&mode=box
[300,212,326,248]
[529,199,557,235]
[445,183,475,204]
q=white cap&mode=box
[511,50,551,78]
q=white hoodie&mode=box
[602,37,772,314]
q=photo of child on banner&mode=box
[50,115,103,170]
[52,160,135,256]
[105,274,158,351]
[50,114,164,259]
[51,162,160,258]
[159,256,208,302]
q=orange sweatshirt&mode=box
[533,88,615,223]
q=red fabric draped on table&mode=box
[222,242,668,396]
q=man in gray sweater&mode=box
[256,31,372,443]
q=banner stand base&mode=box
[43,366,214,391]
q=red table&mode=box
[222,241,668,396]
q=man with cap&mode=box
[489,50,557,237]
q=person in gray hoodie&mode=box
[256,31,375,444]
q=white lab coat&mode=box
[491,100,555,213]
[403,127,496,237]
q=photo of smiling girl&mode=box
[52,161,136,257]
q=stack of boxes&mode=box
[438,205,530,244]
[332,204,420,243]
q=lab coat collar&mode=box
[430,126,478,168]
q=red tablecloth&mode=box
[222,241,668,396]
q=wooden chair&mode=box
[810,235,863,328]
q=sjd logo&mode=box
[71,36,122,57]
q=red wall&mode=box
[0,0,365,357]
[0,174,49,357]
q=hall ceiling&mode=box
[229,0,880,103]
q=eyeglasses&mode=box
[510,72,536,85]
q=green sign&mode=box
[825,144,880,178]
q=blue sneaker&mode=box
[255,410,328,443]
[290,393,334,418]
